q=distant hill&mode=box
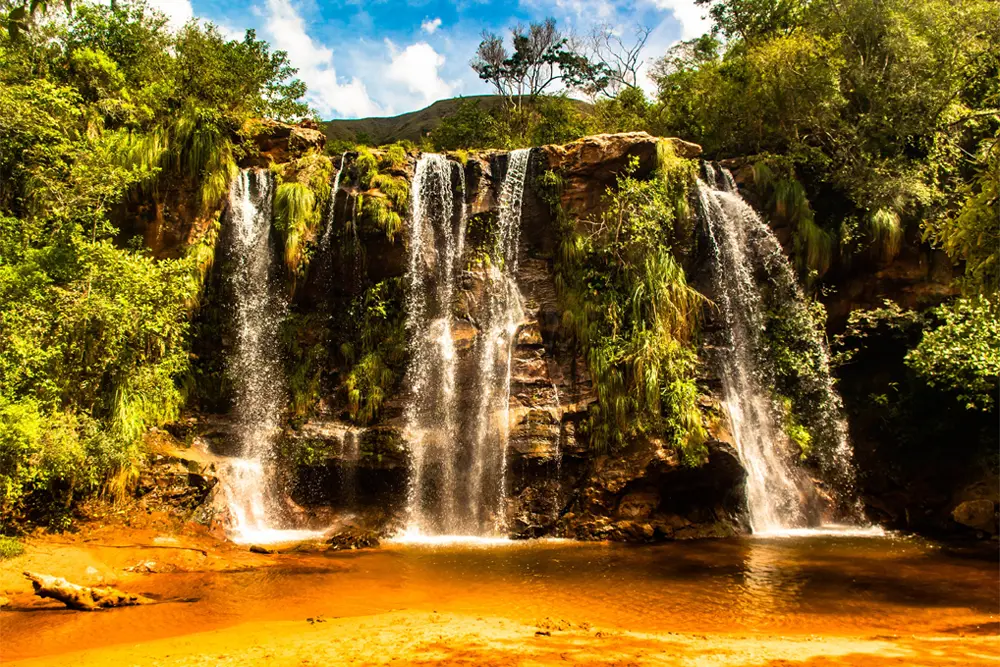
[322,96,506,146]
[322,95,593,146]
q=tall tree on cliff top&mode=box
[471,18,606,114]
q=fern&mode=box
[274,182,318,277]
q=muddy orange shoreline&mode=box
[2,524,998,666]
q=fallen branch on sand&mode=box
[23,571,155,611]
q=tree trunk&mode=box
[23,572,154,611]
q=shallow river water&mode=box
[2,533,997,662]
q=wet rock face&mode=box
[952,500,998,535]
[168,132,748,542]
[555,440,748,541]
[135,430,221,523]
[244,119,327,167]
[540,132,701,221]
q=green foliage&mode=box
[0,0,313,527]
[353,147,379,190]
[361,196,402,242]
[866,208,903,262]
[430,99,505,150]
[432,96,596,151]
[370,174,410,214]
[779,396,812,458]
[0,535,24,558]
[547,153,707,459]
[341,280,407,425]
[835,296,998,412]
[651,0,999,280]
[380,143,408,170]
[344,153,409,242]
[592,87,654,135]
[832,299,922,367]
[530,96,594,146]
[923,137,1000,294]
[274,181,318,279]
[281,313,328,421]
[906,297,999,412]
[748,160,832,278]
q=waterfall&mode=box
[697,168,860,534]
[468,148,529,533]
[320,152,347,248]
[219,169,323,544]
[401,150,530,538]
[403,154,462,535]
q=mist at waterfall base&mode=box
[398,149,530,541]
[698,166,876,537]
[217,169,325,545]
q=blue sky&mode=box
[141,0,712,119]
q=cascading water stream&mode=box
[403,154,462,535]
[320,152,348,249]
[468,148,530,533]
[219,169,323,544]
[400,150,530,538]
[697,167,862,535]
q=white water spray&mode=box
[698,168,861,534]
[220,169,323,545]
[401,150,530,538]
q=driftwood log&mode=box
[23,571,154,611]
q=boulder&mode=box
[540,132,702,221]
[137,431,221,520]
[952,500,997,534]
[245,119,326,166]
[327,527,380,550]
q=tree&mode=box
[471,19,598,114]
[584,23,652,97]
[923,136,1000,295]
[695,0,807,43]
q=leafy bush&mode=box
[906,298,999,411]
[341,280,407,425]
[380,143,408,170]
[0,2,311,527]
[0,535,24,559]
[545,149,707,459]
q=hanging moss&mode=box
[380,143,408,170]
[274,182,318,280]
[361,194,403,242]
[867,207,904,262]
[749,160,833,280]
[340,279,407,425]
[539,146,708,462]
[371,173,410,214]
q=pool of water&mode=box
[2,534,997,662]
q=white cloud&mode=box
[145,0,194,31]
[650,0,711,40]
[385,41,454,107]
[262,0,382,118]
[421,17,442,34]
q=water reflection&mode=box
[3,535,997,662]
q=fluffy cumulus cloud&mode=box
[421,17,442,34]
[146,0,194,29]
[650,0,712,40]
[262,0,382,118]
[385,41,454,108]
